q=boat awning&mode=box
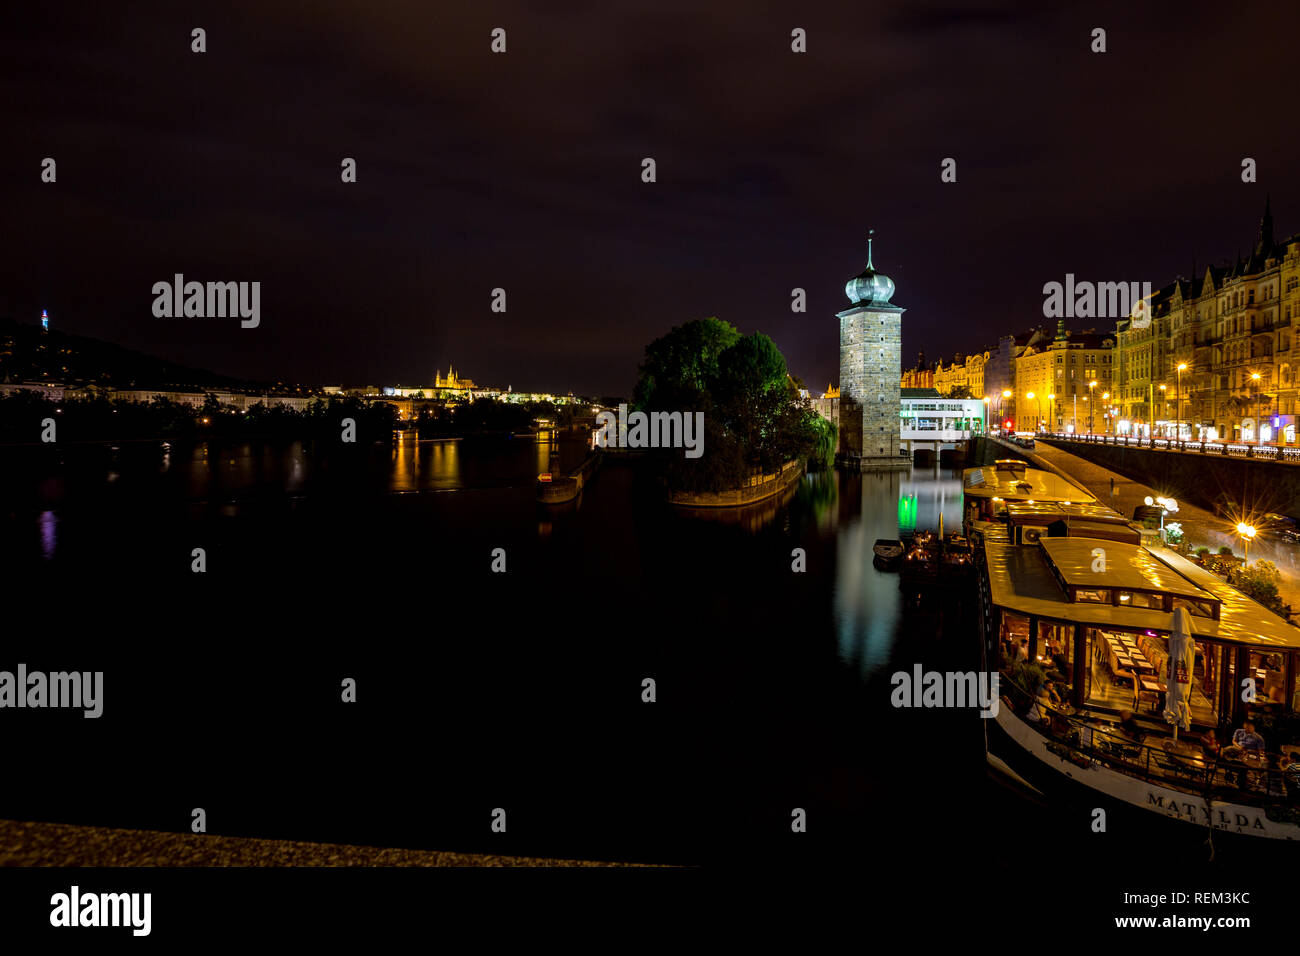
[962,466,1096,503]
[1005,501,1129,523]
[1038,538,1211,601]
[984,538,1300,650]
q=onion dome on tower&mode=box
[844,229,896,306]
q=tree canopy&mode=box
[632,319,835,491]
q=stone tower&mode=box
[837,233,908,471]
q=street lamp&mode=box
[1251,371,1262,445]
[1088,380,1097,434]
[1048,393,1056,434]
[1001,389,1012,432]
[1146,495,1178,539]
[1102,392,1110,434]
[1158,384,1167,436]
[1176,363,1187,444]
[1237,522,1257,564]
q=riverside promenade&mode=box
[1007,438,1300,612]
[0,819,647,867]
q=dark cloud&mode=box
[2,0,1298,394]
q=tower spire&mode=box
[1256,194,1275,255]
[867,229,875,270]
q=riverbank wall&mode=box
[537,449,602,504]
[666,459,805,508]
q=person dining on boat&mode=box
[1231,720,1266,754]
[1222,720,1267,789]
[1041,679,1066,709]
[1016,638,1029,662]
[1049,651,1070,679]
[1025,683,1053,724]
[1283,752,1300,801]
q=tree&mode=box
[712,332,792,470]
[632,317,741,411]
[633,320,826,491]
[806,414,837,471]
[1235,560,1286,616]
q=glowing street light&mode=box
[1048,393,1056,433]
[1236,522,1257,563]
[1088,380,1098,434]
[1145,495,1178,537]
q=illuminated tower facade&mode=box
[837,233,908,471]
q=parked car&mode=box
[1262,513,1300,543]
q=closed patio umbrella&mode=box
[1163,607,1195,740]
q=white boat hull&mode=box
[992,706,1300,840]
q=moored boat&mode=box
[975,495,1300,841]
[961,460,1096,536]
[873,539,904,564]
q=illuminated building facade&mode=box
[1014,320,1115,433]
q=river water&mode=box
[0,435,1284,878]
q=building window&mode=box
[1117,591,1163,609]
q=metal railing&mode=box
[1031,432,1300,463]
[1005,672,1298,810]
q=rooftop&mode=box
[1003,501,1131,523]
[1039,537,1210,600]
[962,464,1096,503]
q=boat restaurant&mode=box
[985,531,1299,731]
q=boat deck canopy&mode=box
[984,537,1300,650]
[962,466,1096,503]
[1004,501,1128,523]
[1039,538,1210,600]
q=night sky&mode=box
[4,1,1299,395]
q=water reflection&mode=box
[393,433,413,490]
[671,477,804,532]
[287,441,305,493]
[426,440,461,488]
[537,431,555,477]
[835,471,903,676]
[899,467,965,537]
[795,471,839,532]
[39,510,57,561]
[832,466,966,678]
